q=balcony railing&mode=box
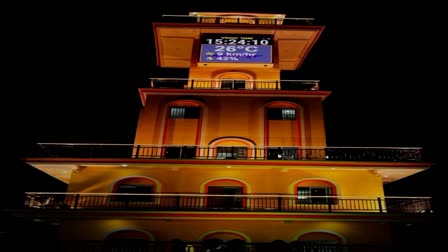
[24,192,432,214]
[149,78,320,91]
[32,143,424,162]
[160,14,315,25]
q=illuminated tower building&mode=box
[14,12,434,251]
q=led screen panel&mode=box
[199,34,273,64]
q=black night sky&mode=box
[6,1,444,215]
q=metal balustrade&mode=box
[160,14,315,25]
[149,78,320,91]
[24,192,433,214]
[32,143,424,162]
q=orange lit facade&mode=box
[19,12,434,251]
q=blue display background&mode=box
[199,44,272,63]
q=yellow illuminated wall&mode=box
[67,166,384,197]
[58,218,390,245]
[134,96,326,148]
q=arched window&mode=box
[293,179,338,205]
[199,230,251,252]
[200,230,249,250]
[292,231,345,252]
[214,71,254,89]
[169,106,200,119]
[209,137,256,160]
[264,101,304,148]
[202,178,249,209]
[162,99,205,153]
[167,100,203,120]
[112,177,158,203]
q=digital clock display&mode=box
[199,34,273,64]
[201,33,273,46]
